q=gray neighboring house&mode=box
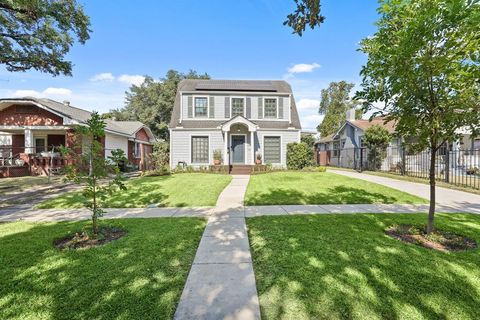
[169,80,301,171]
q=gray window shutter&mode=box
[225,97,230,118]
[187,96,193,118]
[246,97,251,118]
[278,97,283,119]
[209,96,215,118]
[258,97,263,119]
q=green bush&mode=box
[364,125,392,170]
[302,166,326,172]
[149,141,170,169]
[287,142,315,170]
[142,166,170,177]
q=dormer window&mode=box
[231,98,245,117]
[194,97,208,118]
[264,98,278,118]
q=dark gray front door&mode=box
[231,135,245,164]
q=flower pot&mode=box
[255,160,262,165]
[214,159,221,165]
[15,159,25,166]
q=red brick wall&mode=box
[0,104,63,126]
[135,128,149,141]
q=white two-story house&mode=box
[169,80,301,172]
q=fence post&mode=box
[445,144,450,183]
[359,148,363,172]
[401,144,406,176]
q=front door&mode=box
[231,135,245,164]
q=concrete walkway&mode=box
[329,169,480,214]
[174,175,261,320]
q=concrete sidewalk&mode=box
[174,175,260,320]
[329,169,480,214]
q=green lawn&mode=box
[37,173,232,208]
[0,218,206,320]
[244,172,427,205]
[247,213,480,320]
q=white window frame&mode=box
[263,97,278,119]
[189,134,211,165]
[262,135,282,165]
[34,135,47,153]
[134,142,142,159]
[193,96,209,118]
[230,96,245,118]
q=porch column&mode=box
[24,129,33,154]
[223,130,228,165]
[250,131,255,164]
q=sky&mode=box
[0,0,380,132]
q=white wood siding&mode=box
[255,130,300,167]
[104,133,129,158]
[170,130,224,168]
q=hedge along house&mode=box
[169,80,302,174]
[0,97,155,178]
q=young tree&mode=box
[0,0,91,76]
[317,81,360,137]
[301,134,316,148]
[108,70,210,140]
[62,112,126,234]
[356,0,480,233]
[363,125,392,170]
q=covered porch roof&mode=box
[219,115,258,132]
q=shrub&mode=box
[142,165,170,177]
[363,125,392,170]
[302,166,326,172]
[286,142,315,170]
[149,141,169,169]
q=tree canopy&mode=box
[0,0,91,76]
[317,81,361,137]
[108,70,210,140]
[356,0,480,232]
[285,0,325,36]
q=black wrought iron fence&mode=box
[325,146,480,190]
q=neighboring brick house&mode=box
[0,97,155,177]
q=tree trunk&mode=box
[427,147,436,234]
[92,178,98,235]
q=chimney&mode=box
[63,100,70,106]
[346,108,356,121]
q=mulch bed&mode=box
[385,224,477,252]
[54,226,127,250]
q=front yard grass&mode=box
[37,173,232,208]
[247,213,480,320]
[0,218,206,320]
[244,172,427,205]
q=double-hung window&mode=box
[194,97,208,118]
[264,98,277,119]
[134,142,141,158]
[191,136,209,163]
[263,136,281,164]
[231,98,244,117]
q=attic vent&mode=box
[63,100,70,106]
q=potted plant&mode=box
[213,149,222,165]
[255,152,262,165]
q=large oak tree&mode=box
[356,0,480,233]
[0,0,91,76]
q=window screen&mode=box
[191,136,209,163]
[264,99,277,118]
[264,136,281,163]
[231,98,244,117]
[195,97,208,117]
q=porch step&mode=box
[229,165,252,175]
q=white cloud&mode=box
[90,72,115,82]
[12,87,72,98]
[118,74,145,86]
[288,63,320,74]
[296,98,319,111]
[13,89,41,97]
[43,87,72,95]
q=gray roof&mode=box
[169,79,302,130]
[0,97,151,138]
